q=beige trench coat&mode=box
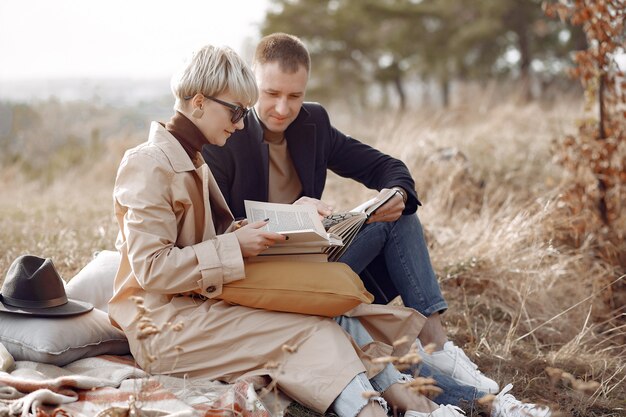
[109,122,425,413]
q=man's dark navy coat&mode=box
[202,102,422,305]
[202,102,420,220]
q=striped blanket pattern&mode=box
[0,355,278,417]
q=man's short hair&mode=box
[254,33,311,73]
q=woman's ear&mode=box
[191,94,205,118]
[192,93,205,108]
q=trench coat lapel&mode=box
[204,165,235,236]
[150,123,234,237]
[196,164,217,239]
[286,107,316,197]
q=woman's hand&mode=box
[234,220,286,257]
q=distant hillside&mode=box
[0,78,172,105]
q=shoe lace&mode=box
[493,384,550,417]
[436,405,466,416]
[449,343,482,373]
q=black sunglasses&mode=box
[184,95,249,124]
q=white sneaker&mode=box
[405,404,466,417]
[491,384,552,417]
[416,340,500,394]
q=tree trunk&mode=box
[599,74,607,140]
[517,25,532,101]
[597,73,609,225]
[392,75,406,110]
[441,78,450,108]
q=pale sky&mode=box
[0,0,271,80]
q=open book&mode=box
[244,200,343,258]
[245,188,398,262]
[322,188,398,261]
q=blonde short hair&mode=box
[171,45,258,110]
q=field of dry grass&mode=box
[0,92,624,416]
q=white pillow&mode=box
[0,308,130,366]
[66,250,121,313]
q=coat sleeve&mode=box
[114,150,244,297]
[316,106,421,213]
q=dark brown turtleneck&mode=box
[163,111,207,161]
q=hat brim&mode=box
[0,298,93,317]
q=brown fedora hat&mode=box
[0,255,93,317]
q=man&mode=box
[203,33,492,394]
[203,32,500,396]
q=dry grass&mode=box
[0,93,624,416]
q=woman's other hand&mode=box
[234,220,286,257]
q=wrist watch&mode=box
[392,187,408,204]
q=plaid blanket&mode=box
[0,355,289,417]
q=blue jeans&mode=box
[415,363,484,412]
[333,316,484,415]
[331,316,401,417]
[339,214,447,317]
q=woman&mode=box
[108,44,463,417]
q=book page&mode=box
[350,188,397,215]
[247,253,329,263]
[244,200,327,236]
[325,216,367,262]
[350,197,378,213]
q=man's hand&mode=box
[366,188,405,224]
[234,220,286,257]
[293,196,334,217]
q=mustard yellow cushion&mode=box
[219,261,374,317]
